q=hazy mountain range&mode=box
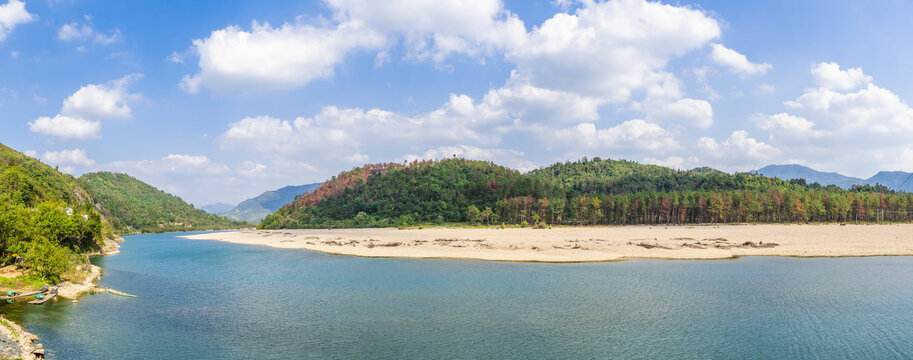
[756,164,913,192]
[200,202,235,215]
[223,183,322,223]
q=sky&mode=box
[2,0,913,206]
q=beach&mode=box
[183,224,913,262]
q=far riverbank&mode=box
[185,224,913,262]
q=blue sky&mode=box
[2,0,913,206]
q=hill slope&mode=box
[78,172,245,233]
[224,183,320,223]
[262,158,913,229]
[1,143,108,281]
[261,159,563,228]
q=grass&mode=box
[0,275,47,292]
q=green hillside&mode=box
[78,172,246,234]
[261,157,913,229]
[0,143,108,282]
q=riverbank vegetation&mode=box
[261,158,913,229]
[0,143,107,283]
[1,143,245,283]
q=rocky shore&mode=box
[0,314,46,359]
[0,237,121,359]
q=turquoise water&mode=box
[3,232,913,359]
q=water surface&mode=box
[4,232,913,359]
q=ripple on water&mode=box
[3,232,913,359]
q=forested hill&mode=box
[0,143,110,281]
[261,157,913,229]
[78,172,246,234]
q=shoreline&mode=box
[0,237,122,359]
[184,224,913,263]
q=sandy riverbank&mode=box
[183,224,913,262]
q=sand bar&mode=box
[183,224,913,262]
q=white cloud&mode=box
[58,23,92,40]
[40,149,96,168]
[61,74,140,120]
[550,119,679,153]
[810,62,871,90]
[785,83,913,135]
[645,98,713,128]
[345,153,370,163]
[643,155,700,170]
[507,0,720,101]
[28,115,101,139]
[30,74,141,139]
[403,144,538,172]
[0,0,34,42]
[181,20,385,93]
[327,0,526,63]
[58,21,121,44]
[108,154,229,176]
[697,130,779,170]
[167,51,184,64]
[757,83,776,95]
[709,43,771,76]
[752,62,913,176]
[236,161,268,178]
[755,112,825,139]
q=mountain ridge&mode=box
[756,164,913,192]
[224,183,321,223]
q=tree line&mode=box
[260,158,913,229]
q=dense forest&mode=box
[78,172,246,234]
[0,143,108,282]
[261,157,913,229]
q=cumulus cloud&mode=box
[810,62,871,90]
[29,74,141,139]
[0,0,33,42]
[108,154,229,176]
[327,0,526,63]
[752,62,913,176]
[785,67,913,136]
[645,98,713,128]
[28,115,101,139]
[40,148,96,168]
[507,0,719,101]
[182,0,529,93]
[709,43,772,75]
[403,144,538,172]
[181,20,385,93]
[550,119,679,153]
[697,130,779,170]
[62,74,140,119]
[58,22,121,44]
[755,112,826,139]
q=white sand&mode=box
[183,224,913,262]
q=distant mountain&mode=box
[200,202,235,215]
[867,171,913,192]
[756,164,865,189]
[224,183,321,223]
[756,164,913,192]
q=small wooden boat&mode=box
[28,287,57,305]
[0,285,48,300]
